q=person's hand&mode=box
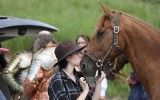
[75,66,81,72]
[126,77,134,85]
[96,71,106,84]
[79,77,89,93]
[0,48,11,53]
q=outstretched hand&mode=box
[126,77,135,85]
[96,71,106,84]
[0,48,11,53]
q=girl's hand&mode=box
[126,77,134,85]
[79,77,89,93]
[97,71,106,84]
[0,48,11,53]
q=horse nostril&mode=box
[80,63,86,71]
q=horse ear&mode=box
[99,4,111,16]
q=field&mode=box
[1,0,159,99]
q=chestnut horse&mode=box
[80,5,160,100]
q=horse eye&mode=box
[97,29,104,35]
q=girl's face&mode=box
[77,37,87,48]
[67,52,82,66]
[46,41,56,47]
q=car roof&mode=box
[0,16,59,42]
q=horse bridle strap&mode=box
[85,12,121,75]
[113,12,120,47]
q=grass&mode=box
[0,0,159,99]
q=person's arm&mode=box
[92,71,106,100]
[126,70,138,85]
[2,55,23,94]
[126,77,135,85]
[0,48,10,53]
[99,78,108,100]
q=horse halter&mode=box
[84,12,121,75]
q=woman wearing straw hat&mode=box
[48,40,106,100]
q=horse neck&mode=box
[121,13,160,63]
[120,13,160,97]
[117,54,129,68]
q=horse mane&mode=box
[121,11,160,33]
[95,10,159,36]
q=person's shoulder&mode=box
[8,51,32,68]
[12,51,32,58]
[50,71,63,82]
[49,71,65,88]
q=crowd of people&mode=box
[0,31,150,100]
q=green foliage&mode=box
[141,0,160,4]
[1,0,159,53]
[0,0,159,99]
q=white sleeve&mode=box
[95,71,108,96]
[100,78,108,96]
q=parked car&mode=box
[0,16,59,42]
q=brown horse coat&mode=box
[80,5,160,100]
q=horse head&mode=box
[80,5,126,80]
[80,4,160,99]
